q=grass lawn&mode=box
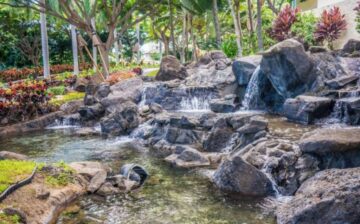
[0,160,36,194]
[146,69,159,77]
[49,92,85,107]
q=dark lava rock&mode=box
[59,100,83,114]
[283,95,334,124]
[260,39,315,100]
[78,103,105,121]
[213,155,275,196]
[342,39,360,54]
[155,56,188,81]
[74,77,89,92]
[299,128,360,169]
[100,101,139,136]
[95,83,111,99]
[325,75,358,89]
[232,55,262,86]
[165,127,199,144]
[210,98,236,113]
[334,97,360,125]
[277,167,360,224]
[203,118,235,152]
[309,46,328,53]
[84,94,97,106]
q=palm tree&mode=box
[40,0,50,78]
[71,25,79,75]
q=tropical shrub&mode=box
[270,5,300,42]
[314,6,347,49]
[0,80,52,125]
[291,12,318,46]
[47,85,66,96]
[221,35,238,58]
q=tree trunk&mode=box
[190,15,198,62]
[212,0,222,48]
[228,0,243,57]
[97,44,110,77]
[247,0,254,34]
[136,23,141,64]
[40,0,50,78]
[180,11,188,63]
[168,0,176,56]
[71,25,79,75]
[257,0,264,51]
[91,18,98,71]
[114,29,120,64]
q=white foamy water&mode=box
[179,96,211,112]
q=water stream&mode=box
[0,128,276,224]
[242,66,262,110]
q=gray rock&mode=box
[325,75,358,89]
[87,170,107,193]
[155,56,188,81]
[213,155,275,196]
[210,98,236,113]
[334,97,360,125]
[342,39,360,54]
[165,147,210,168]
[78,103,105,121]
[277,168,360,224]
[283,96,334,124]
[232,55,262,86]
[309,46,328,53]
[84,94,97,106]
[96,181,120,196]
[60,100,84,114]
[149,103,163,113]
[0,151,28,160]
[100,101,139,136]
[260,39,315,99]
[165,127,199,144]
[74,77,89,92]
[95,82,111,99]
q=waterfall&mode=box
[46,118,79,129]
[242,66,262,110]
[179,96,211,112]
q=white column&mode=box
[71,25,79,75]
[40,0,50,78]
[137,23,141,63]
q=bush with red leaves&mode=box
[0,80,53,125]
[314,6,347,49]
[132,67,143,75]
[270,5,300,42]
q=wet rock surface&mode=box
[277,168,360,224]
[156,56,188,81]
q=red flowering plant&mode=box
[314,6,347,49]
[270,5,301,42]
[0,80,53,125]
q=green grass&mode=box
[0,160,36,194]
[49,92,85,107]
[0,212,21,224]
[146,69,159,77]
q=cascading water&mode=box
[179,96,211,112]
[242,66,262,110]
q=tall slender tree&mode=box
[227,0,243,57]
[257,0,264,51]
[71,24,79,75]
[212,0,221,48]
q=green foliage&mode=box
[292,12,318,46]
[0,212,21,224]
[47,85,65,96]
[221,35,238,58]
[49,92,85,107]
[0,160,36,193]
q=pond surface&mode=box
[1,113,315,224]
[0,129,277,224]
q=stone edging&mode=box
[0,166,37,202]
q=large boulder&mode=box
[100,77,143,113]
[299,128,360,169]
[0,151,28,160]
[213,155,275,196]
[155,56,188,81]
[260,39,315,99]
[325,75,358,89]
[277,168,360,224]
[100,101,139,136]
[283,96,334,124]
[232,55,262,86]
[342,39,360,54]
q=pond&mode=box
[0,129,277,224]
